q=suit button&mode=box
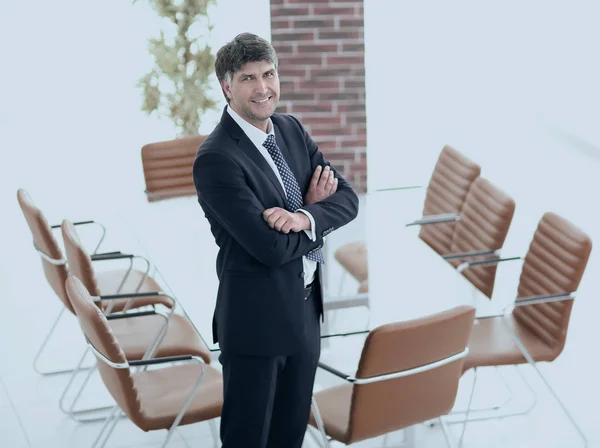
[299,271,304,278]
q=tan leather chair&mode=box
[444,176,516,298]
[141,135,206,202]
[16,189,174,376]
[60,218,212,421]
[333,145,480,298]
[65,276,222,448]
[418,145,482,255]
[334,241,368,285]
[310,305,476,447]
[459,212,592,446]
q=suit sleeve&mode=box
[290,116,360,239]
[193,150,323,267]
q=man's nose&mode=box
[255,78,268,94]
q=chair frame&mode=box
[453,292,589,447]
[311,347,471,448]
[87,346,217,448]
[59,290,177,422]
[32,219,108,376]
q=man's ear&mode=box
[221,80,233,101]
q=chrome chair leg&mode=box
[33,308,93,376]
[504,322,589,447]
[311,398,331,448]
[91,406,121,448]
[58,347,112,422]
[457,367,477,448]
[445,365,538,424]
[439,417,457,448]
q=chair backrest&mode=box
[512,212,592,358]
[345,305,476,444]
[65,275,143,425]
[419,145,481,255]
[141,135,206,202]
[334,241,368,283]
[16,189,74,314]
[61,220,102,296]
[448,177,516,298]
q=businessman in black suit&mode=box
[193,32,359,448]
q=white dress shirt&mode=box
[227,106,317,286]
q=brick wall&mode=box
[270,0,367,193]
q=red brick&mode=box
[339,18,364,29]
[281,91,317,101]
[296,43,338,54]
[298,79,340,89]
[319,91,361,101]
[289,103,333,113]
[310,127,348,136]
[317,30,361,40]
[341,42,364,52]
[277,66,308,78]
[311,67,354,77]
[301,116,342,126]
[343,78,365,89]
[312,139,338,150]
[282,55,323,66]
[323,152,357,162]
[270,6,310,17]
[314,6,355,15]
[337,135,366,146]
[271,30,315,41]
[292,19,335,28]
[280,80,296,91]
[345,112,366,124]
[336,103,365,113]
[271,19,291,30]
[326,55,364,65]
[275,104,291,114]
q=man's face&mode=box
[222,60,280,131]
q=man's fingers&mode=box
[310,166,322,190]
[280,220,295,233]
[317,165,331,188]
[329,177,338,195]
[263,208,277,220]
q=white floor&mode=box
[3,126,600,447]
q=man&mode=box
[193,32,359,448]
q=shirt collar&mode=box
[227,105,274,149]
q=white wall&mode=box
[364,0,600,195]
[0,0,270,223]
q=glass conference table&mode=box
[102,186,501,446]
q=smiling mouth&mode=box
[252,96,271,104]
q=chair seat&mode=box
[335,242,368,283]
[463,314,558,372]
[310,384,352,443]
[111,314,211,363]
[96,269,173,311]
[133,364,223,431]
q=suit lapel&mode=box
[240,134,290,208]
[220,109,289,208]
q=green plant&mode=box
[136,0,218,136]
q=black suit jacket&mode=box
[193,108,359,356]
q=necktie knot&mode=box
[263,134,277,153]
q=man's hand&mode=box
[304,165,338,205]
[263,208,310,233]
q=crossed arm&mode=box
[194,151,324,267]
[194,122,358,266]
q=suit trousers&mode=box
[218,288,321,448]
